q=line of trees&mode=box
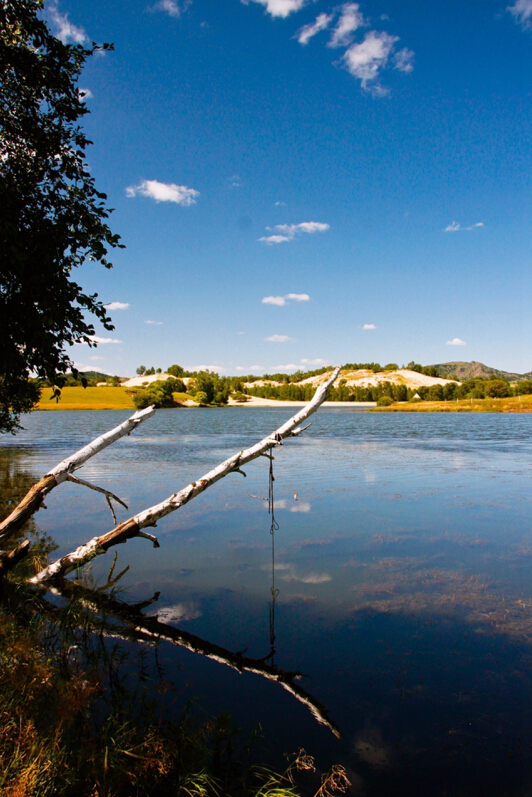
[244,377,532,403]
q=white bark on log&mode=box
[0,406,155,545]
[30,368,340,584]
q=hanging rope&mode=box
[268,452,280,654]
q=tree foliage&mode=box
[0,0,122,432]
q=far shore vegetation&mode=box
[31,362,532,413]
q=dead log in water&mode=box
[0,406,155,546]
[30,367,340,584]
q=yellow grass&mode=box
[36,386,136,411]
[371,394,532,413]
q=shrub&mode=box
[485,379,511,398]
[376,395,394,407]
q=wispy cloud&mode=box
[241,0,310,19]
[86,336,122,345]
[145,320,163,325]
[290,502,312,513]
[301,358,330,365]
[328,3,365,48]
[105,302,129,311]
[189,365,224,372]
[236,365,264,371]
[508,0,532,28]
[262,296,286,306]
[259,221,329,244]
[296,12,334,45]
[258,235,292,244]
[151,0,191,18]
[266,334,292,342]
[393,47,415,72]
[48,2,89,44]
[262,293,310,306]
[275,363,297,369]
[126,179,199,206]
[342,30,398,94]
[362,323,376,330]
[287,293,310,301]
[446,338,466,346]
[444,221,484,232]
[274,200,286,206]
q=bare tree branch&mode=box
[30,368,340,584]
[0,406,155,545]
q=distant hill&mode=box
[66,370,123,383]
[431,361,532,382]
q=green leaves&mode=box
[0,1,122,432]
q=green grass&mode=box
[371,394,532,412]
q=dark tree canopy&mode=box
[0,0,122,432]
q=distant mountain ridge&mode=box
[431,361,532,382]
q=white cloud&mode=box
[296,12,334,45]
[242,0,310,18]
[328,3,365,48]
[266,334,292,342]
[363,323,376,330]
[393,47,415,72]
[444,221,484,232]
[78,88,93,100]
[152,0,191,17]
[260,221,329,244]
[189,365,224,372]
[286,293,310,301]
[88,356,104,361]
[105,302,129,310]
[342,30,398,93]
[277,221,329,235]
[262,293,310,305]
[446,338,466,346]
[262,296,287,306]
[126,179,199,206]
[86,336,122,344]
[145,320,163,325]
[290,502,311,513]
[508,0,532,28]
[249,365,264,370]
[148,602,201,623]
[259,235,293,245]
[274,200,286,206]
[48,3,89,44]
[275,363,298,369]
[301,358,330,365]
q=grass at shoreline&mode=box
[371,394,532,412]
[37,386,137,410]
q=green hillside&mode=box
[431,361,532,383]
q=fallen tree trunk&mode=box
[0,406,155,546]
[31,367,340,584]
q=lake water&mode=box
[2,407,532,796]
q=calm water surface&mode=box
[2,408,532,796]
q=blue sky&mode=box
[46,0,532,376]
